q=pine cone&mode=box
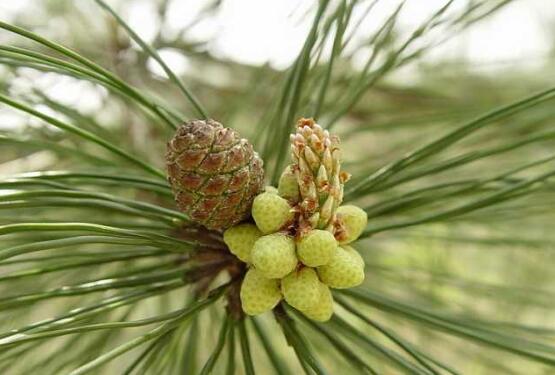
[166,119,264,230]
[288,118,350,232]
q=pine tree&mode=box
[0,0,554,373]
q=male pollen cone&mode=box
[166,119,264,231]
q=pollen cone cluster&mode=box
[166,119,264,230]
[223,118,368,322]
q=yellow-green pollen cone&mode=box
[252,192,294,234]
[335,205,368,244]
[341,245,364,268]
[317,245,365,289]
[240,268,282,315]
[297,229,337,267]
[281,267,321,311]
[300,282,334,322]
[251,233,297,279]
[223,223,262,263]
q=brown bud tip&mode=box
[297,117,316,129]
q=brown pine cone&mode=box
[166,119,264,231]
